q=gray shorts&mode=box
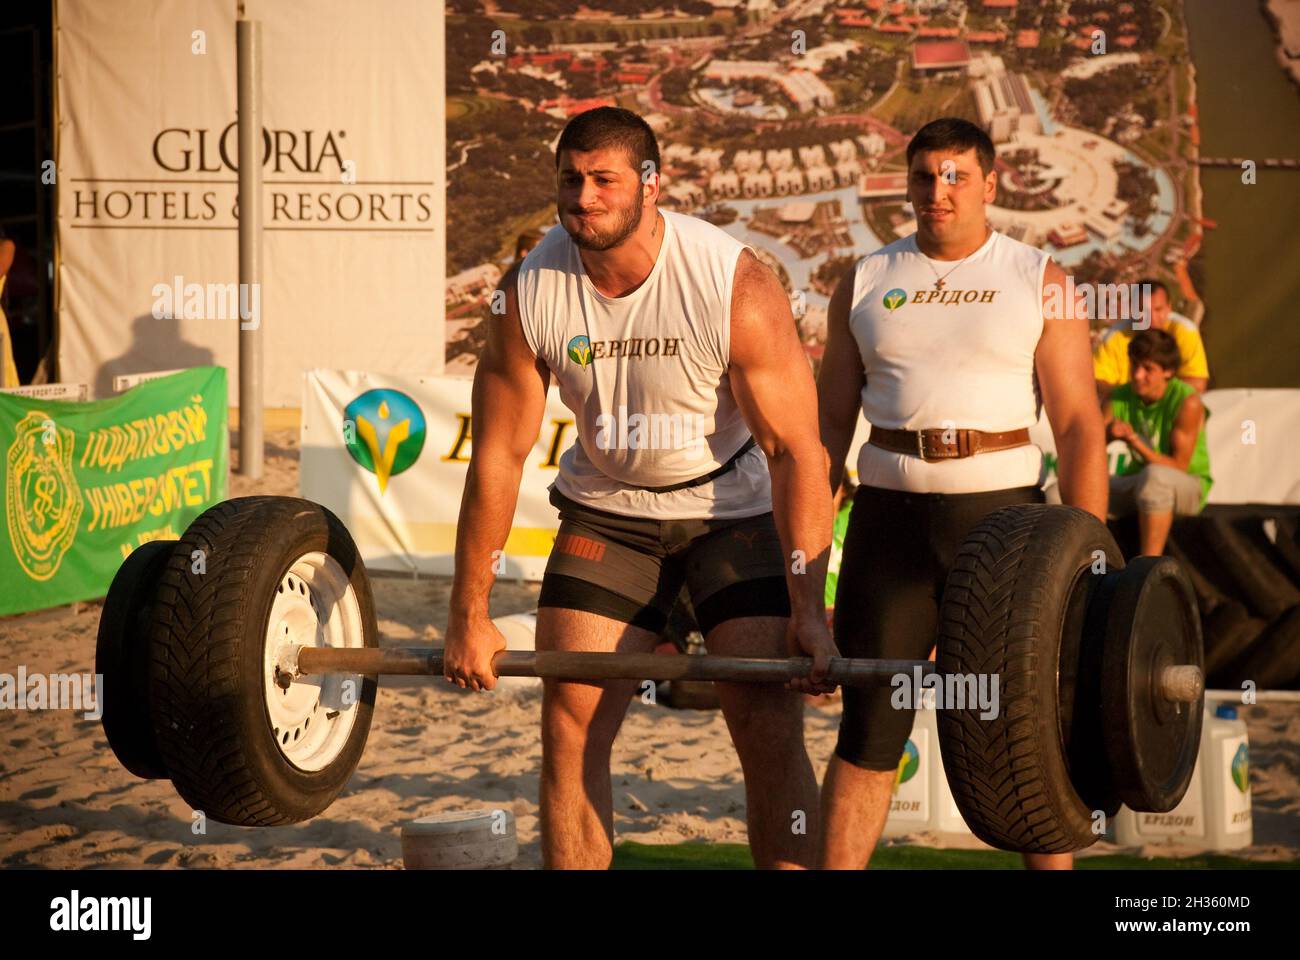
[537,487,791,635]
[1109,464,1203,516]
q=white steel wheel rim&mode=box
[263,551,366,772]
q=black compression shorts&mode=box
[833,483,1045,770]
[538,486,791,636]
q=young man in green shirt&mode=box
[1104,329,1212,556]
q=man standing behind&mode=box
[1105,329,1212,556]
[817,118,1108,870]
[1094,278,1209,400]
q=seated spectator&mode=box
[1094,277,1208,401]
[1104,329,1212,557]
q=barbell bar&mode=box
[280,646,1204,702]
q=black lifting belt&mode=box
[626,435,758,494]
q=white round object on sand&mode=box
[401,809,518,869]
[490,613,538,689]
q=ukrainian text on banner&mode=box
[1,366,229,615]
[301,370,574,580]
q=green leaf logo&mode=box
[1231,743,1249,794]
[895,739,920,788]
[567,335,593,368]
[342,389,427,496]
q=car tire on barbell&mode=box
[937,504,1124,854]
[96,538,177,780]
[147,496,378,826]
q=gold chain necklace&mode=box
[921,248,976,291]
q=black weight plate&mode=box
[1101,556,1203,812]
[95,539,177,779]
[1059,564,1122,817]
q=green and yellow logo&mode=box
[567,335,593,367]
[882,288,907,312]
[343,389,426,495]
[894,739,920,791]
[1231,743,1249,794]
[6,411,83,581]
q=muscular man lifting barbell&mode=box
[441,106,839,869]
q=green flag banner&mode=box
[1,366,229,616]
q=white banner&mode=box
[301,369,576,580]
[55,0,445,404]
[304,374,1300,583]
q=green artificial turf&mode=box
[610,841,1297,870]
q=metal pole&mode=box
[236,19,263,478]
[288,647,937,688]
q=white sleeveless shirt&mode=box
[848,229,1050,494]
[516,209,770,519]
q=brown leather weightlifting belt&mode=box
[869,427,1030,463]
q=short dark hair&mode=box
[515,228,545,259]
[555,107,661,182]
[907,117,996,176]
[1128,328,1180,374]
[1135,277,1169,300]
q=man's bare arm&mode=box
[817,267,865,493]
[1038,259,1108,522]
[451,264,550,621]
[728,249,837,686]
[445,264,550,688]
[1166,393,1205,470]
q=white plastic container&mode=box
[489,612,539,690]
[881,696,974,841]
[1112,703,1252,850]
